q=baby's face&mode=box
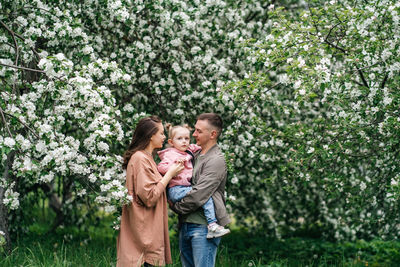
[170,128,190,152]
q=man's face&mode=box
[192,120,212,147]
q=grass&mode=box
[2,214,400,266]
[1,227,115,266]
[2,227,400,266]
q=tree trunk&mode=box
[0,151,15,254]
[40,183,68,232]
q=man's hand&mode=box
[168,199,181,214]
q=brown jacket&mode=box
[173,144,230,226]
[116,151,172,267]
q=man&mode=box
[172,113,230,267]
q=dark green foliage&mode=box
[222,228,400,266]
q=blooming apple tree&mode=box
[0,0,289,250]
[0,0,139,250]
[76,0,278,124]
[219,0,400,240]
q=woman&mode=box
[117,116,184,267]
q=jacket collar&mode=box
[199,143,219,156]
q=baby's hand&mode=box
[175,158,187,164]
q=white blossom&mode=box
[4,137,15,147]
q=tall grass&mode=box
[1,212,400,266]
[2,227,399,266]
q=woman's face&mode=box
[150,123,166,149]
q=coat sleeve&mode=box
[173,156,226,215]
[126,160,135,197]
[157,153,176,175]
[130,155,165,208]
[188,144,201,153]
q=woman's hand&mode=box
[166,161,184,177]
[160,161,184,187]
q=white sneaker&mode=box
[206,224,230,239]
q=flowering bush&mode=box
[4,0,398,245]
[77,0,277,124]
[0,53,135,216]
[219,0,400,240]
[0,0,143,239]
[0,0,276,245]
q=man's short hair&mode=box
[197,113,223,138]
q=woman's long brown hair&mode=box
[122,115,162,169]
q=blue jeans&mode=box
[168,185,217,224]
[179,223,221,267]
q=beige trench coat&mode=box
[116,151,172,267]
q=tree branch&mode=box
[0,106,13,137]
[0,19,41,59]
[349,79,364,87]
[0,151,16,253]
[324,39,347,54]
[380,74,388,89]
[0,62,44,73]
[324,21,347,54]
[0,20,21,94]
[357,68,369,88]
[3,112,40,139]
[307,3,320,34]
